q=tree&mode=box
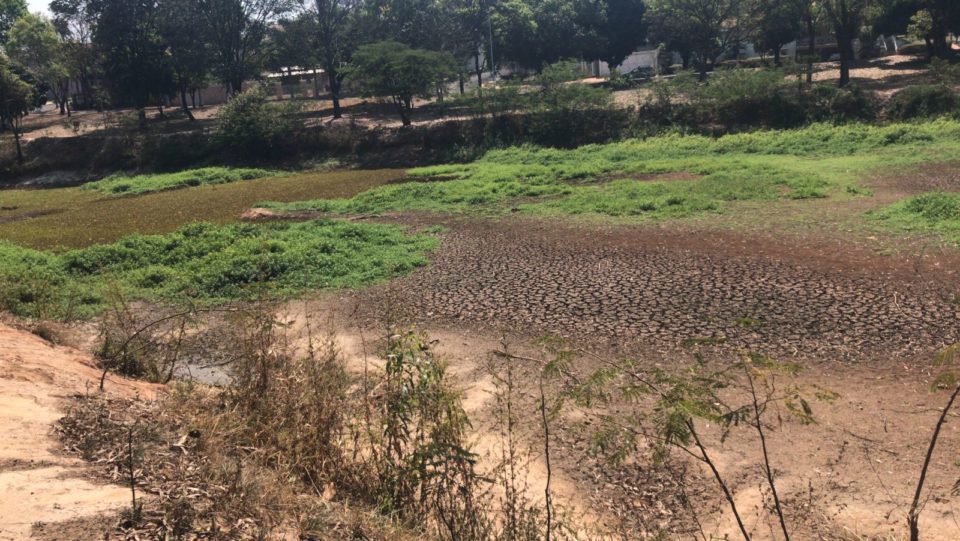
[158,0,210,119]
[647,0,743,78]
[0,58,34,164]
[753,0,803,65]
[444,0,492,93]
[304,0,362,119]
[50,0,100,109]
[347,40,456,125]
[597,0,647,69]
[6,13,71,115]
[820,0,869,86]
[265,12,316,100]
[0,0,26,44]
[89,0,173,125]
[196,0,291,94]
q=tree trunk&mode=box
[13,122,23,164]
[137,107,147,129]
[180,87,195,120]
[396,98,411,126]
[328,67,342,119]
[806,16,815,83]
[474,53,483,89]
[681,52,691,70]
[774,46,782,67]
[459,73,465,95]
[837,35,853,87]
[230,76,243,95]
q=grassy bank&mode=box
[262,120,960,220]
[0,220,435,319]
[84,167,277,196]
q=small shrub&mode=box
[214,87,299,158]
[693,68,805,129]
[885,85,957,121]
[805,84,876,123]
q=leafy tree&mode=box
[196,0,291,94]
[753,0,803,65]
[89,0,173,125]
[444,0,493,92]
[265,12,316,100]
[303,0,362,119]
[0,57,34,163]
[158,0,210,119]
[820,0,869,86]
[50,0,100,109]
[6,13,71,115]
[347,40,456,125]
[0,0,26,44]
[597,0,647,68]
[647,0,744,77]
[491,0,540,69]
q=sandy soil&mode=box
[0,321,159,540]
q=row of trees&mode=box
[0,0,958,126]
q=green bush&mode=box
[694,68,805,129]
[213,87,299,158]
[804,84,876,123]
[885,85,957,121]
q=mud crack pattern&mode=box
[363,220,960,359]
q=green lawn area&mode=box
[83,167,277,196]
[0,220,436,320]
[0,168,403,249]
[262,120,960,221]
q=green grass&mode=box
[0,169,403,249]
[870,192,960,243]
[0,220,436,319]
[84,167,277,196]
[261,120,960,220]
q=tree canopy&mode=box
[347,40,456,125]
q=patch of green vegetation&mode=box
[262,120,960,221]
[734,317,763,328]
[84,167,277,196]
[870,192,960,243]
[0,220,435,320]
[0,168,402,249]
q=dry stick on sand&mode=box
[908,382,960,541]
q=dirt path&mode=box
[0,322,158,540]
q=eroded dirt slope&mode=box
[0,322,158,540]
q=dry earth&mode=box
[0,321,159,540]
[354,216,960,362]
